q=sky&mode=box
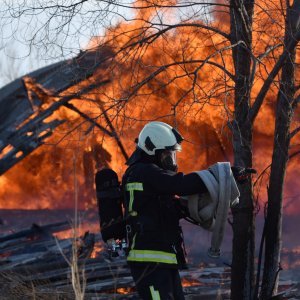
[0,0,134,87]
[0,0,210,88]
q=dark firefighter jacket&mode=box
[122,160,208,269]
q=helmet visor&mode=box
[160,150,177,172]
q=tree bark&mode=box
[230,0,255,298]
[260,1,298,297]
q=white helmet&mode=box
[137,121,183,155]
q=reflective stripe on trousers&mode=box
[150,286,161,300]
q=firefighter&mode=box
[122,121,210,300]
[122,121,255,299]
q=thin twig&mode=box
[250,30,300,123]
[63,102,113,137]
[290,126,300,140]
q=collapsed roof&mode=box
[0,47,114,175]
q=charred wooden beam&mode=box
[0,47,113,135]
[0,47,114,175]
[0,221,69,243]
[0,119,65,175]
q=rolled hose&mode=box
[186,162,240,258]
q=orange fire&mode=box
[0,0,299,215]
[54,222,100,240]
[90,240,105,258]
[116,287,134,294]
[181,277,202,287]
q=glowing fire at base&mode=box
[54,222,100,240]
[181,277,202,287]
[90,240,105,258]
[116,287,135,294]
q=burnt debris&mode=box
[0,220,137,299]
[0,47,114,176]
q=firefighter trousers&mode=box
[129,264,185,300]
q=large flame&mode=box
[0,0,299,215]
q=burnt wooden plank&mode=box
[0,47,113,134]
[25,267,132,290]
[84,276,134,292]
[0,119,64,174]
[0,219,143,298]
[0,232,96,273]
[0,237,58,255]
[9,254,106,275]
[0,47,113,175]
[0,221,69,243]
[0,79,109,175]
[24,262,130,283]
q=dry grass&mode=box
[0,152,88,300]
[0,271,75,299]
[70,151,86,300]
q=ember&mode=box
[181,277,202,287]
[116,287,135,294]
[90,240,105,258]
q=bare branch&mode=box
[289,149,300,159]
[96,101,129,161]
[257,44,284,61]
[292,93,300,108]
[99,1,231,9]
[63,102,113,137]
[16,0,89,13]
[141,22,231,41]
[119,42,240,103]
[249,44,283,88]
[250,30,300,123]
[290,126,300,140]
[253,148,300,188]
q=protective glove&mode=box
[231,166,257,184]
[173,196,190,219]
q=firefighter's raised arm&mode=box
[143,163,208,196]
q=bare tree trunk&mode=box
[260,1,299,297]
[230,0,255,298]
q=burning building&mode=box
[0,0,300,298]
